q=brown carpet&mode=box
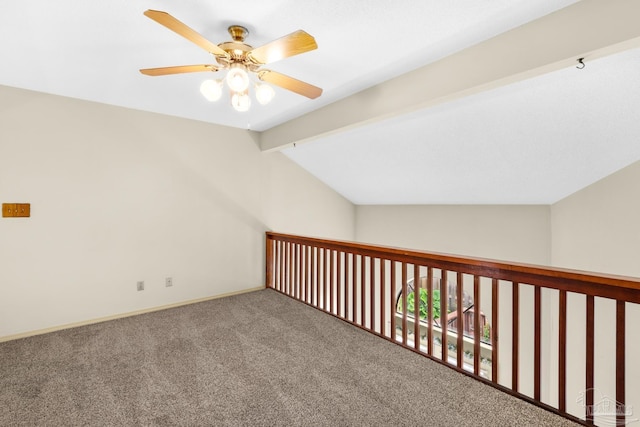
[0,288,580,426]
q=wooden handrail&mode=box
[266,232,640,302]
[265,232,640,426]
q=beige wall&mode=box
[551,160,640,277]
[356,204,551,264]
[0,86,354,339]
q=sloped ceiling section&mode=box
[282,48,640,204]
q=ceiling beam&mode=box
[259,0,640,152]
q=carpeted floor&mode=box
[0,288,580,426]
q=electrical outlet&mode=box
[165,277,173,287]
[137,281,144,291]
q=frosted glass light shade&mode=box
[226,64,250,92]
[200,79,223,102]
[255,83,275,105]
[231,91,251,112]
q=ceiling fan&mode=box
[139,10,322,112]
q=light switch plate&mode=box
[3,203,30,217]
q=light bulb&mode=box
[199,79,223,102]
[255,83,275,105]
[226,64,249,92]
[231,91,251,112]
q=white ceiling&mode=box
[3,1,639,205]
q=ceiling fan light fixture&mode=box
[226,63,250,92]
[140,11,322,112]
[200,79,223,102]
[231,90,251,112]
[255,83,275,105]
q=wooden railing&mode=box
[265,232,640,426]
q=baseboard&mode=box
[0,286,265,343]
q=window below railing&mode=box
[265,232,640,427]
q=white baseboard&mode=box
[0,286,265,343]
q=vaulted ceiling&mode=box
[2,1,639,204]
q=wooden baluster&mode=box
[275,240,281,291]
[323,248,329,312]
[294,244,299,299]
[414,264,421,351]
[380,259,386,337]
[361,256,367,327]
[344,253,350,321]
[586,295,595,425]
[558,290,567,412]
[309,247,317,306]
[441,271,448,362]
[457,273,463,368]
[473,275,480,376]
[317,247,322,308]
[617,300,626,427]
[291,244,296,298]
[299,244,302,298]
[427,267,433,356]
[302,245,307,303]
[402,262,408,346]
[298,244,302,300]
[287,242,292,295]
[283,242,287,295]
[284,241,288,293]
[283,241,287,293]
[534,286,541,401]
[307,247,312,304]
[314,247,319,305]
[278,241,287,292]
[512,282,519,392]
[370,257,376,331]
[279,241,284,292]
[390,261,396,342]
[302,245,309,302]
[336,252,342,317]
[491,278,499,383]
[353,254,358,324]
[300,245,304,300]
[329,249,334,314]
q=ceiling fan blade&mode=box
[248,30,317,64]
[139,64,218,76]
[258,70,322,99]
[143,10,229,59]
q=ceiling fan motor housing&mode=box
[216,26,260,70]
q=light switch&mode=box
[2,203,16,217]
[17,204,30,217]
